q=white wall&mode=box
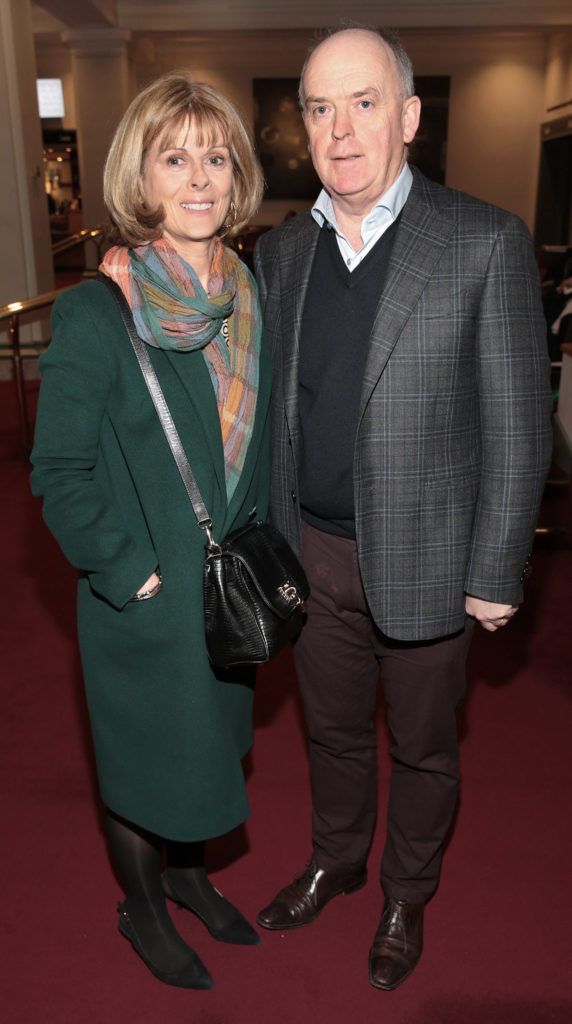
[405,30,547,228]
[446,61,545,222]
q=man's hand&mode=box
[465,596,519,632]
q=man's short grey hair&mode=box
[298,25,415,108]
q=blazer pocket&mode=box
[419,287,476,321]
[422,474,479,544]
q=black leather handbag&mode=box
[101,275,309,668]
[203,519,309,667]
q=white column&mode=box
[0,0,53,308]
[62,26,131,260]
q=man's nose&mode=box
[332,110,353,140]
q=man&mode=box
[254,27,552,991]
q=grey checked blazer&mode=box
[254,167,553,641]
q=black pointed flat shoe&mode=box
[162,871,260,946]
[117,902,213,989]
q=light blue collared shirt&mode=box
[311,162,412,271]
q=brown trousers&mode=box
[294,521,474,903]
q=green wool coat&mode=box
[31,276,271,841]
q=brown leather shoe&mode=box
[368,898,424,991]
[257,860,367,930]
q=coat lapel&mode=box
[224,337,272,526]
[279,215,320,457]
[162,347,227,506]
[359,170,457,421]
[163,328,272,532]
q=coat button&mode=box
[291,490,297,502]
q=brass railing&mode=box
[0,288,72,450]
[0,225,107,450]
[51,224,105,260]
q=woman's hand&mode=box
[130,570,162,602]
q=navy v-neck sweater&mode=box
[298,217,400,538]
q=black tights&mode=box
[105,810,240,964]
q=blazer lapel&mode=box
[279,215,320,457]
[359,171,457,420]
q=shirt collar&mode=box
[311,162,412,238]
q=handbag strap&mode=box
[98,273,215,538]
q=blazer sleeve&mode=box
[464,217,553,604]
[30,290,158,610]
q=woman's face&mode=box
[142,118,234,261]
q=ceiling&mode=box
[31,0,572,34]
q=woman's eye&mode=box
[166,155,183,166]
[208,155,226,166]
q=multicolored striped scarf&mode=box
[100,238,261,501]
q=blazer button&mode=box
[521,553,532,583]
[291,490,297,502]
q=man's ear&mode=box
[402,96,421,144]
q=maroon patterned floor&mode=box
[2,382,571,1022]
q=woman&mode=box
[31,73,269,990]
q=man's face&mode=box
[302,31,420,217]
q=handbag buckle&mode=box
[277,583,302,607]
[201,520,221,554]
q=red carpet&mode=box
[2,381,572,1023]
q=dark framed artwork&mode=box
[409,76,450,185]
[253,76,450,200]
[253,78,320,200]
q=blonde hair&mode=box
[103,72,264,245]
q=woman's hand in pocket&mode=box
[130,570,162,602]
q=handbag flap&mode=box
[208,522,309,619]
